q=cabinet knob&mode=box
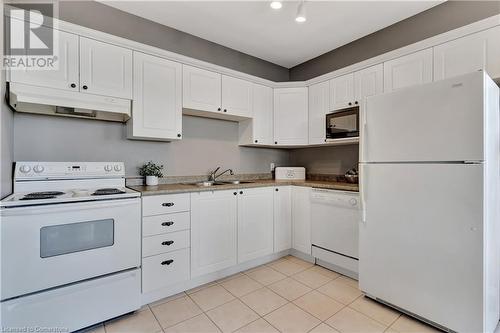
[162,240,174,246]
[354,101,358,105]
[162,202,174,207]
[161,259,174,266]
[348,102,352,106]
[233,192,237,195]
[70,83,76,88]
[239,191,243,195]
[177,133,181,138]
[161,221,174,226]
[275,188,279,192]
[275,141,278,144]
[82,85,88,90]
[223,109,227,112]
[254,140,258,143]
[217,107,221,111]
[324,139,327,142]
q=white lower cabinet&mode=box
[274,186,292,253]
[142,249,190,293]
[292,186,312,254]
[237,187,274,263]
[191,190,238,277]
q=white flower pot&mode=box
[145,176,159,186]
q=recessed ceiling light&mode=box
[295,1,306,23]
[270,1,282,10]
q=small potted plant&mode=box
[138,161,164,186]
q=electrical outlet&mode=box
[270,163,275,172]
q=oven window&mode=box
[40,219,114,258]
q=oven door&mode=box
[326,107,359,139]
[1,198,141,300]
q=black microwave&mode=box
[325,106,359,139]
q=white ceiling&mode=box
[101,1,442,68]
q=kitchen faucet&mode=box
[209,167,234,182]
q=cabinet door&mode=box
[308,81,329,145]
[273,87,308,146]
[354,63,384,105]
[434,26,500,81]
[252,84,273,145]
[128,52,182,141]
[274,186,292,253]
[79,37,132,99]
[330,73,354,110]
[191,190,237,277]
[237,187,274,263]
[9,29,79,91]
[222,75,253,118]
[383,48,432,92]
[183,65,222,113]
[292,186,311,255]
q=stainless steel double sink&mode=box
[183,180,255,187]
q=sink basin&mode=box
[184,181,219,187]
[183,180,255,186]
[218,180,255,185]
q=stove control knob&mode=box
[104,165,113,172]
[349,198,358,206]
[20,165,31,173]
[114,164,122,171]
[33,165,45,173]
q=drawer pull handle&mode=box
[162,240,174,246]
[161,259,174,266]
[162,202,174,207]
[161,221,174,226]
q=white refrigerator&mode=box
[359,71,500,333]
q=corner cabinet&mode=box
[237,187,274,263]
[433,26,500,81]
[239,83,273,146]
[191,190,238,278]
[127,52,182,141]
[292,186,311,255]
[273,87,308,146]
[308,81,330,145]
[383,48,433,92]
[183,65,222,113]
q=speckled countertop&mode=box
[128,179,358,196]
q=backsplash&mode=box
[289,145,359,175]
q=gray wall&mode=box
[58,1,289,82]
[13,114,290,177]
[290,1,500,81]
[290,145,359,175]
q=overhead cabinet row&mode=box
[8,25,500,144]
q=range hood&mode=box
[8,83,131,122]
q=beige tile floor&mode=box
[84,256,443,333]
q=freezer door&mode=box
[361,71,485,163]
[359,163,495,333]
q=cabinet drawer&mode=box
[143,212,190,236]
[142,194,190,216]
[143,230,190,258]
[142,249,189,293]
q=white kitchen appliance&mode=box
[275,167,306,180]
[0,162,142,332]
[359,71,500,333]
[311,189,360,278]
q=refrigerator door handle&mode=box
[359,164,367,224]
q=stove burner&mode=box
[20,191,65,200]
[92,188,126,196]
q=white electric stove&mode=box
[0,162,142,332]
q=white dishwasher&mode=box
[311,188,360,278]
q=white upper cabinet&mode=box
[127,52,182,141]
[330,73,354,110]
[237,187,274,263]
[183,65,222,113]
[191,190,237,278]
[434,26,500,81]
[292,186,311,255]
[354,64,384,105]
[79,37,133,99]
[222,75,253,118]
[239,84,273,146]
[274,186,292,253]
[308,81,329,145]
[383,48,433,92]
[9,29,79,91]
[273,87,308,146]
